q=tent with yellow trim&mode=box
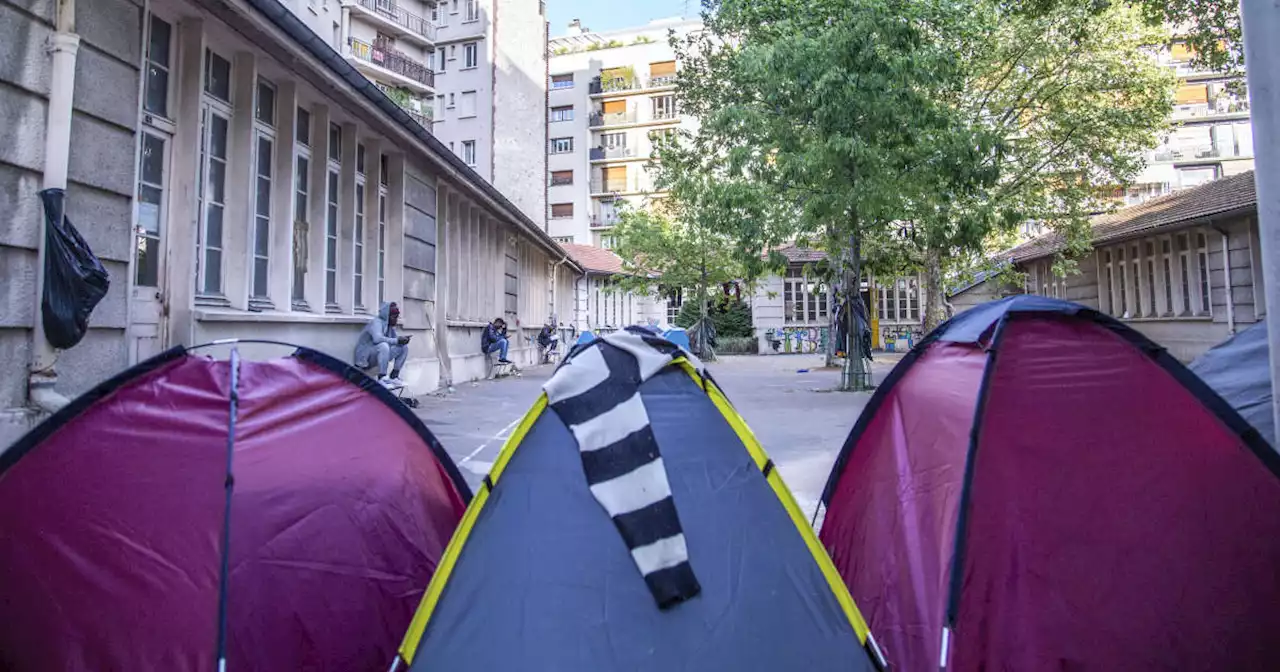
[392,328,883,671]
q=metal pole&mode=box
[214,347,243,671]
[1240,0,1280,444]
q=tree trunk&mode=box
[840,233,870,391]
[923,246,948,333]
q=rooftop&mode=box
[1005,171,1257,263]
[561,243,626,275]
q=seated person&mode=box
[482,317,513,364]
[537,319,559,357]
[354,301,411,389]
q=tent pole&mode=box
[214,346,242,671]
[386,656,403,672]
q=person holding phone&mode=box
[354,301,411,389]
[481,317,513,364]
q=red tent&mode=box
[820,296,1280,671]
[0,346,469,671]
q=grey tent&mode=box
[391,328,883,671]
[1190,321,1275,447]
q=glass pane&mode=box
[326,272,336,302]
[328,172,339,201]
[329,124,342,161]
[210,115,229,158]
[355,251,363,273]
[297,108,311,145]
[354,277,363,305]
[327,205,338,234]
[144,66,169,116]
[138,185,162,234]
[148,16,171,67]
[257,138,273,177]
[141,134,165,185]
[256,176,271,216]
[135,236,159,287]
[205,50,231,101]
[326,237,337,262]
[256,81,276,125]
[255,216,270,255]
[357,144,366,174]
[208,160,226,203]
[253,258,269,298]
[356,184,365,212]
[203,249,222,293]
[206,204,223,246]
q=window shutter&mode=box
[649,60,676,76]
[602,100,626,114]
[1175,84,1208,104]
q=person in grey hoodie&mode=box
[355,301,410,389]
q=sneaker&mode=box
[498,358,513,365]
[379,376,405,390]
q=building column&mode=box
[165,18,205,346]
[222,51,258,311]
[337,122,358,312]
[386,151,407,308]
[270,81,297,310]
[305,104,330,311]
[361,138,382,311]
[434,184,453,388]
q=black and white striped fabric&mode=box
[544,327,703,609]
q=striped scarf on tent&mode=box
[544,327,703,609]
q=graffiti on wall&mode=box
[768,327,829,354]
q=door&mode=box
[129,128,171,364]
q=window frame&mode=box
[550,105,574,122]
[550,137,574,154]
[551,73,574,90]
[462,139,477,166]
[463,42,479,69]
[196,97,232,299]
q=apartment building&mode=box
[1125,42,1254,204]
[546,18,702,249]
[287,0,548,224]
[0,0,578,448]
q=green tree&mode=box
[916,0,1174,330]
[666,0,997,389]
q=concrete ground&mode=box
[414,353,903,519]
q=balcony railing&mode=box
[590,110,639,127]
[1172,98,1250,121]
[592,145,635,160]
[590,175,653,194]
[348,38,435,89]
[590,215,620,229]
[649,74,677,88]
[589,73,677,95]
[1152,144,1250,162]
[404,107,431,127]
[353,0,437,43]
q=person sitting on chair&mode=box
[355,301,411,389]
[482,317,513,364]
[536,318,559,362]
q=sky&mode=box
[547,0,694,36]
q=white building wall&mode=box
[492,0,548,225]
[547,19,702,246]
[432,1,495,182]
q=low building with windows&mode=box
[560,243,666,334]
[751,245,927,355]
[953,172,1263,362]
[0,0,579,448]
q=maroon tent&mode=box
[0,346,470,671]
[819,296,1280,671]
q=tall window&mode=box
[462,140,476,166]
[378,187,387,304]
[325,167,340,309]
[601,132,627,150]
[463,42,478,68]
[328,122,342,163]
[354,146,366,310]
[505,248,519,323]
[134,132,165,287]
[1129,243,1140,317]
[197,49,232,297]
[1177,234,1192,315]
[293,106,312,308]
[550,137,574,154]
[784,267,828,324]
[652,94,676,120]
[251,79,276,302]
[464,0,480,22]
[1196,232,1211,314]
[143,15,172,117]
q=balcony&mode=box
[346,38,435,94]
[348,0,437,46]
[590,110,638,127]
[590,175,658,195]
[1151,144,1251,163]
[591,145,635,161]
[1172,98,1251,122]
[589,73,679,96]
[590,215,620,229]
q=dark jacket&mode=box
[482,323,506,350]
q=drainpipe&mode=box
[1213,224,1236,335]
[29,0,79,414]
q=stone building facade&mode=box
[0,0,579,448]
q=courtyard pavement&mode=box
[414,353,903,519]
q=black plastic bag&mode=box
[40,188,110,349]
